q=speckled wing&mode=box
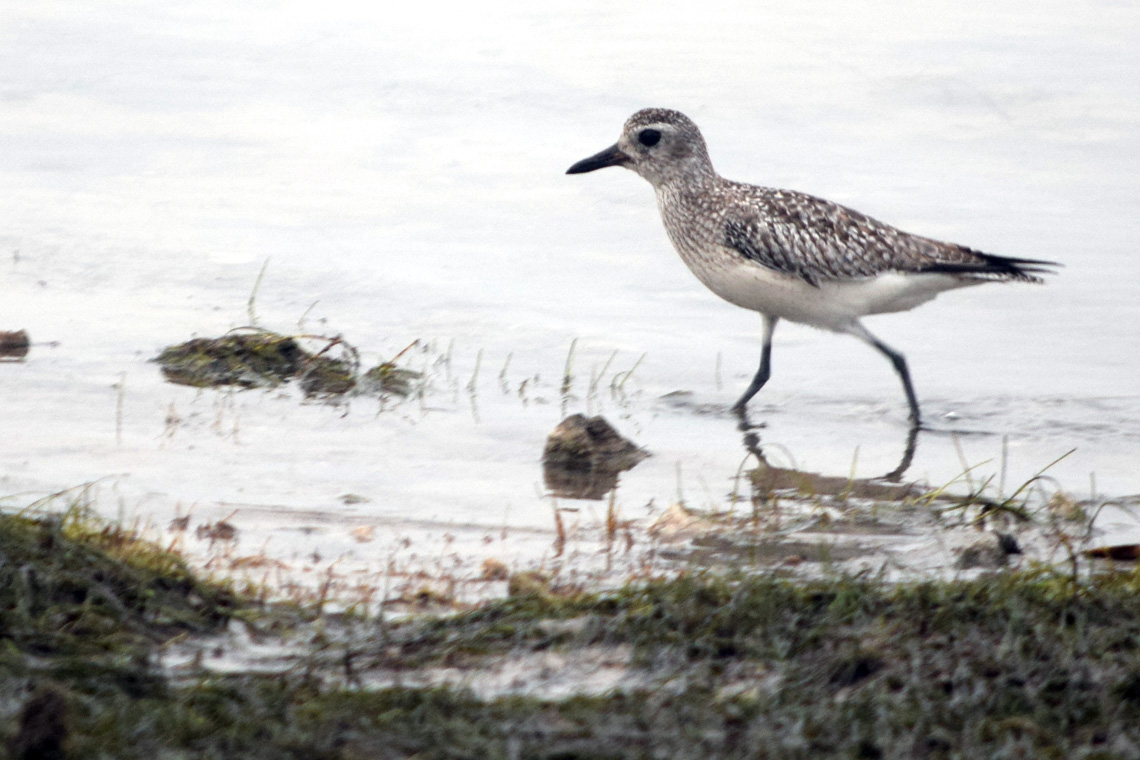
[722,185,1055,285]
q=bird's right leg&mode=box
[842,321,922,426]
[731,314,778,412]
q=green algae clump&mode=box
[153,329,422,401]
[154,330,305,389]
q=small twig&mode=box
[614,352,646,392]
[840,445,860,503]
[560,338,577,416]
[675,461,685,507]
[247,258,270,326]
[466,348,483,394]
[999,435,1009,499]
[589,350,618,398]
[297,300,319,331]
[389,340,419,363]
[951,434,975,493]
[552,501,566,557]
[498,352,513,392]
[1001,448,1077,507]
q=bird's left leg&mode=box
[842,321,921,425]
[732,314,779,412]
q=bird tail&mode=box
[920,251,1061,283]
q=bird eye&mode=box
[637,129,661,147]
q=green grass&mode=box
[0,504,238,662]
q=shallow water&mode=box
[1,1,1137,587]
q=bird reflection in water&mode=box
[734,406,921,502]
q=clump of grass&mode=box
[153,330,304,389]
[152,328,421,402]
[298,355,357,397]
[0,502,240,664]
[0,499,244,758]
[359,361,422,397]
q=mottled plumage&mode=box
[567,108,1058,424]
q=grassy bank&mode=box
[3,506,1140,759]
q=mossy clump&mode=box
[359,362,421,397]
[298,355,357,397]
[153,329,422,401]
[153,331,304,389]
[0,504,239,663]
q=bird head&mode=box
[566,108,713,187]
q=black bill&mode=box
[566,143,630,174]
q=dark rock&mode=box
[542,414,648,500]
[0,329,30,360]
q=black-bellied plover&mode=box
[567,108,1058,425]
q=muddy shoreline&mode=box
[5,500,1140,759]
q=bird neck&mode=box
[654,167,722,211]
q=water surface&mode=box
[1,0,1137,585]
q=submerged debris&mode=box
[0,329,30,361]
[1086,498,1140,560]
[543,414,650,500]
[152,329,421,402]
[298,355,357,398]
[359,362,422,397]
[649,503,718,543]
[480,558,510,581]
[955,533,1020,570]
[196,511,239,545]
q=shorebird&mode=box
[567,108,1057,425]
